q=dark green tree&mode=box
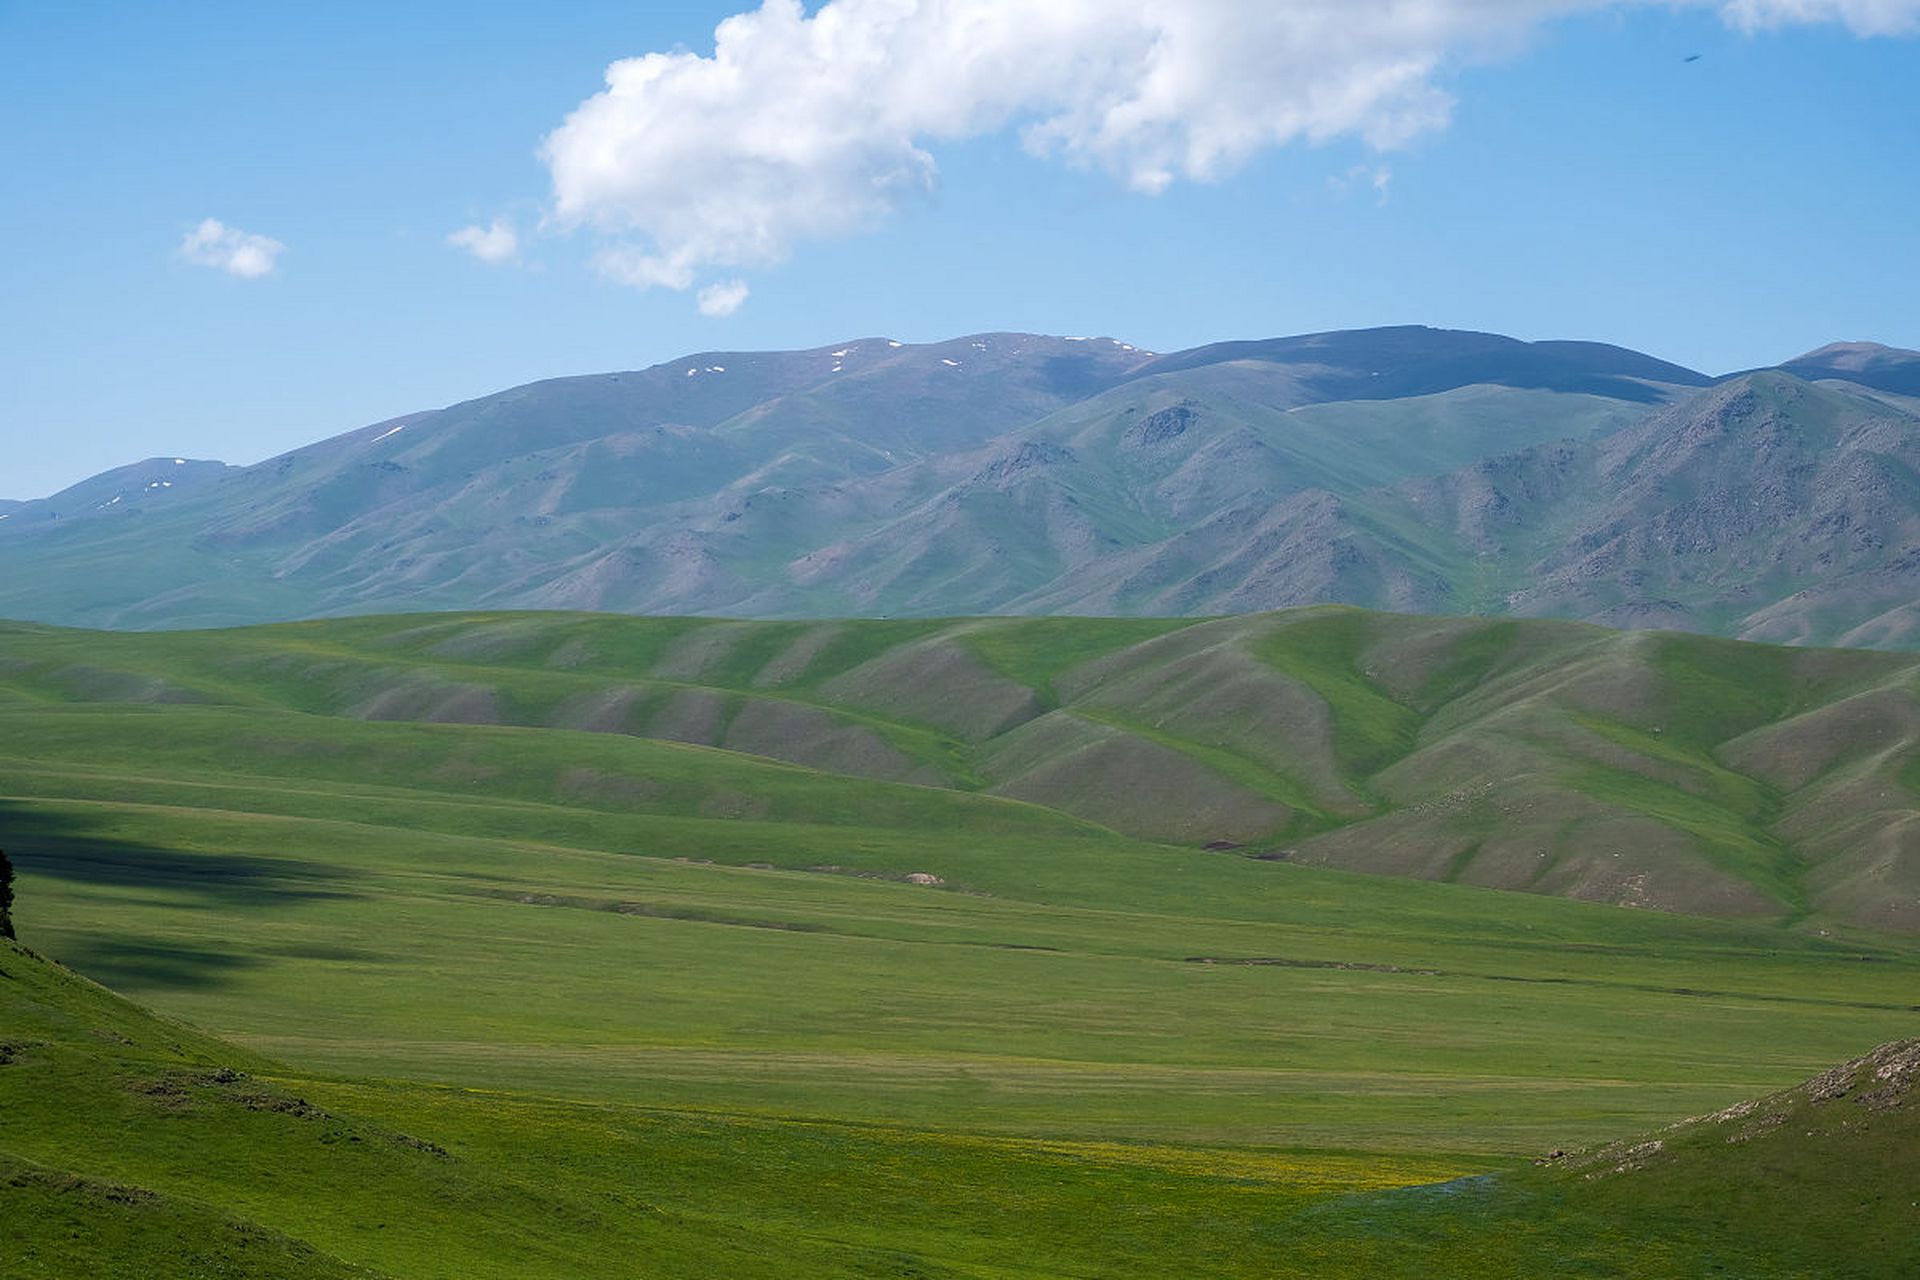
[0,848,13,940]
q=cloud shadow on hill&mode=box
[47,937,265,992]
[0,799,362,991]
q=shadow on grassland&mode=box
[0,800,360,907]
[0,799,363,991]
[47,937,265,991]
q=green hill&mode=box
[1268,1036,1920,1278]
[4,607,1918,930]
[1522,1036,1920,1274]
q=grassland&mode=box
[3,607,1919,1275]
[3,605,1919,925]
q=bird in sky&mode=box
[1683,53,1702,62]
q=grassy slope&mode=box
[4,606,1916,926]
[1303,1036,1920,1279]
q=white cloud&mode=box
[1330,163,1394,204]
[446,218,520,264]
[696,278,750,317]
[178,218,284,279]
[1721,0,1920,33]
[542,0,1920,295]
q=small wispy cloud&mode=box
[1329,164,1394,205]
[696,279,749,317]
[178,218,284,279]
[447,218,520,265]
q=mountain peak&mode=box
[1778,340,1920,396]
[1130,324,1707,403]
[1790,339,1918,365]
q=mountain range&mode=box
[6,325,1919,643]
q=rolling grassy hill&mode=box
[4,607,1919,932]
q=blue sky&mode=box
[2,0,1917,499]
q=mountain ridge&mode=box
[5,325,1917,645]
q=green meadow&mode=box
[3,608,1918,1276]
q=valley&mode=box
[3,609,1919,1275]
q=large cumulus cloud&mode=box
[541,0,1918,305]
